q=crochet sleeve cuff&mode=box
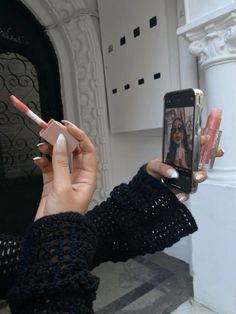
[123,165,198,251]
[90,165,198,265]
[9,212,99,314]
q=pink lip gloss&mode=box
[200,108,222,169]
[9,95,78,153]
[9,95,48,129]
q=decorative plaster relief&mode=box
[186,12,236,68]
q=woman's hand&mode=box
[34,121,96,220]
[146,135,224,202]
[175,146,188,168]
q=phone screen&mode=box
[163,106,194,171]
[162,89,197,192]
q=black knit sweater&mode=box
[0,166,198,313]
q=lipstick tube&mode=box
[200,108,222,169]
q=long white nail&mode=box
[166,168,179,179]
[33,156,42,161]
[56,133,67,153]
[195,173,205,182]
[37,143,46,147]
[177,194,188,202]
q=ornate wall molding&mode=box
[46,8,99,30]
[185,12,236,69]
[21,0,113,207]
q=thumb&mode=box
[52,133,71,190]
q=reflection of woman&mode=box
[166,118,192,169]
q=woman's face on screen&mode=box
[171,119,184,145]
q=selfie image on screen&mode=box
[164,107,194,171]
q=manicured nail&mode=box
[177,194,188,202]
[166,168,179,179]
[195,173,205,182]
[219,148,225,155]
[37,143,46,147]
[33,156,42,161]
[56,133,67,153]
[61,120,76,127]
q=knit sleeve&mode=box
[88,165,198,267]
[8,212,99,314]
[0,235,22,299]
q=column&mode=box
[187,12,236,183]
[178,8,236,314]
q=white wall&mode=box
[93,0,176,184]
[184,0,236,23]
[109,130,162,185]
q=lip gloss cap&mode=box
[39,119,78,153]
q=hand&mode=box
[146,135,224,202]
[175,146,188,168]
[34,122,96,220]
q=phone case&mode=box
[191,89,204,192]
[162,88,204,193]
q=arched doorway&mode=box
[0,0,63,235]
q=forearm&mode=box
[8,212,99,314]
[0,235,22,299]
[89,165,197,267]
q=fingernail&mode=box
[33,156,41,161]
[177,194,188,202]
[56,133,67,153]
[61,120,76,127]
[166,168,179,179]
[37,143,46,147]
[195,173,205,182]
[220,148,225,155]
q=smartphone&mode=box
[162,88,204,193]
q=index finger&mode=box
[200,135,224,157]
[62,120,94,153]
[61,120,96,172]
[52,133,71,191]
